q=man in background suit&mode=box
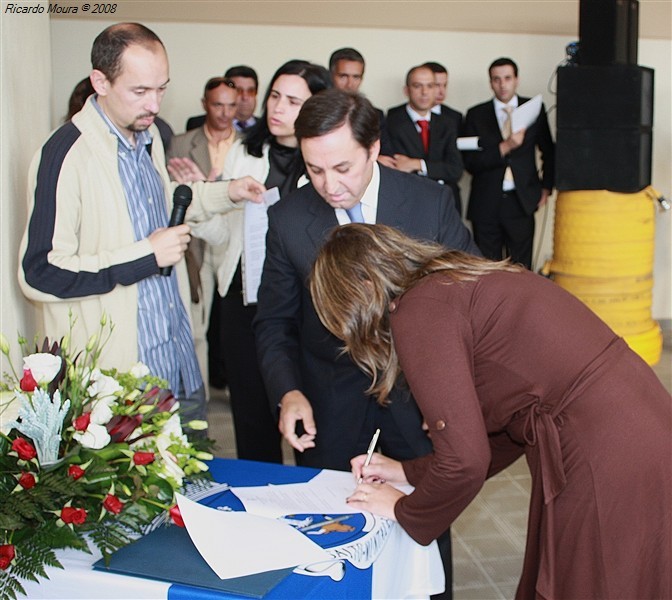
[328,47,393,157]
[386,64,464,215]
[424,61,463,132]
[186,65,258,132]
[462,57,555,269]
[167,76,238,393]
[425,62,464,214]
[254,90,481,599]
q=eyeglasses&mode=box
[204,77,236,92]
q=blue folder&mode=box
[93,523,293,598]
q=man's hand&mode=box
[148,224,190,267]
[499,129,525,156]
[278,390,317,452]
[228,176,266,204]
[167,157,208,183]
[538,188,551,208]
[392,154,423,173]
[377,155,397,169]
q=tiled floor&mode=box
[206,327,671,599]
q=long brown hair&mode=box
[309,224,522,404]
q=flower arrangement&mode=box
[0,318,212,599]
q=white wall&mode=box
[0,13,51,377]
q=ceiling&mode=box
[52,1,672,40]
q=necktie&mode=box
[502,106,514,185]
[346,203,365,224]
[417,119,429,154]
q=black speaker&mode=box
[555,65,653,193]
[556,129,651,193]
[579,0,639,66]
[556,65,653,129]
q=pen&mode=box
[358,428,380,484]
[298,514,353,532]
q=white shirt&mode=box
[493,96,519,136]
[335,162,381,225]
[404,105,430,176]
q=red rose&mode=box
[0,544,15,570]
[133,451,155,466]
[18,472,36,489]
[73,412,91,432]
[103,494,124,515]
[61,506,87,525]
[68,465,86,480]
[169,505,185,527]
[12,438,37,461]
[19,368,37,392]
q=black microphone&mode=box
[159,184,193,276]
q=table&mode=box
[20,458,443,599]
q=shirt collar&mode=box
[234,117,256,131]
[493,95,519,113]
[431,104,442,115]
[406,104,431,124]
[91,95,153,151]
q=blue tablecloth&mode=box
[169,458,372,599]
[20,458,443,599]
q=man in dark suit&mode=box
[425,62,464,215]
[462,57,555,269]
[254,90,479,599]
[386,64,464,215]
[328,47,393,157]
[424,61,463,132]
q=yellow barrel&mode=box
[546,188,662,365]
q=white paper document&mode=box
[242,187,281,305]
[231,469,364,519]
[511,94,542,133]
[176,493,330,579]
[457,136,480,151]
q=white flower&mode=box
[87,371,122,401]
[85,371,121,426]
[73,423,110,449]
[90,396,116,425]
[23,353,62,385]
[154,414,187,485]
[129,362,150,378]
[160,413,187,443]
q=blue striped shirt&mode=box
[92,98,202,396]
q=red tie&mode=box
[417,119,429,153]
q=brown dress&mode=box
[391,270,671,599]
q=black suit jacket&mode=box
[462,96,555,220]
[386,104,464,186]
[437,104,463,137]
[253,166,480,469]
[386,104,464,215]
[186,114,206,132]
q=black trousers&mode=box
[219,265,283,463]
[472,190,535,269]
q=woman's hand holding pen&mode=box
[347,453,409,520]
[351,452,407,485]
